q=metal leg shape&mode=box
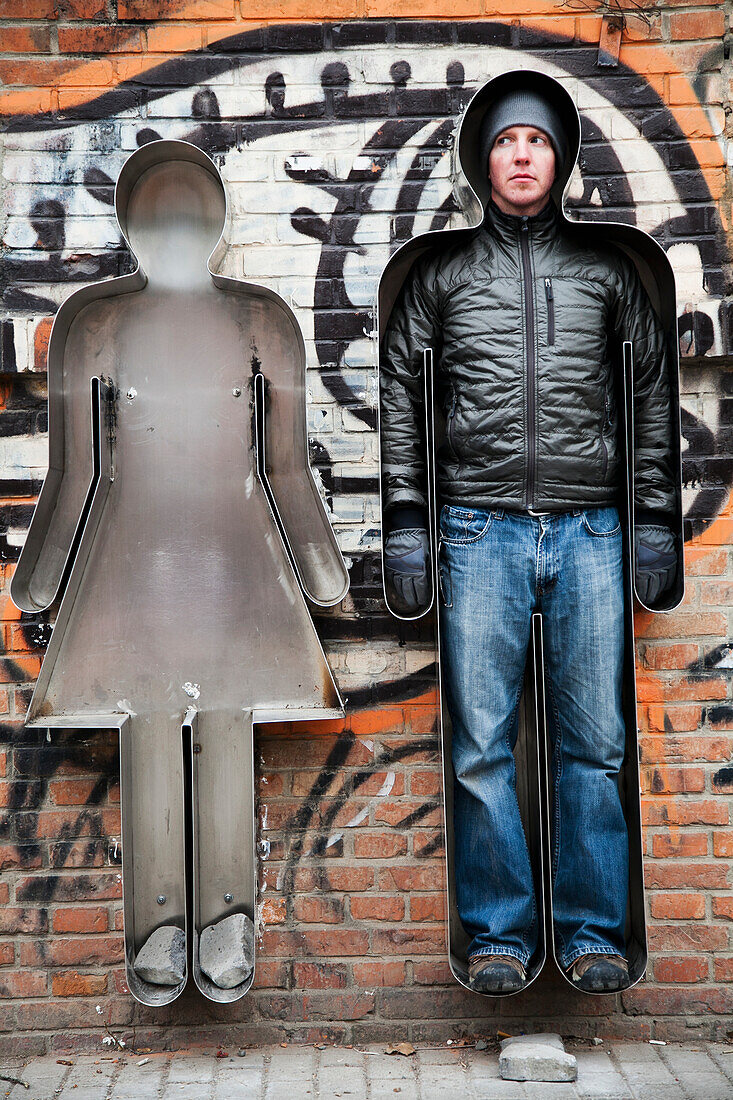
[190,709,256,1003]
[120,714,188,1007]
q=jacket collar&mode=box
[482,196,559,245]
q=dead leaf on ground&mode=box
[385,1042,415,1057]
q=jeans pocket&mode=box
[581,507,621,537]
[438,553,452,608]
[440,504,493,544]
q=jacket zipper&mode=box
[446,389,457,456]
[520,219,536,509]
[544,277,554,346]
[600,389,610,478]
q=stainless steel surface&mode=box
[190,708,256,1003]
[12,139,348,1006]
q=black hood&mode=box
[455,68,580,217]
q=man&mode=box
[380,81,677,994]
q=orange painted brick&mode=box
[52,907,108,934]
[669,9,726,39]
[650,893,705,920]
[0,59,77,86]
[645,705,703,733]
[638,678,726,703]
[118,0,234,17]
[57,0,108,15]
[354,833,407,859]
[642,766,705,794]
[352,960,406,986]
[52,971,107,998]
[713,832,733,857]
[638,611,727,638]
[714,957,733,982]
[0,971,47,998]
[366,0,480,13]
[403,704,439,735]
[651,832,708,858]
[33,319,52,372]
[410,894,446,922]
[653,956,709,983]
[292,961,347,989]
[260,898,286,925]
[0,26,52,53]
[712,897,733,920]
[1,0,56,14]
[145,24,204,51]
[239,0,355,14]
[646,735,731,761]
[700,584,733,609]
[350,896,405,922]
[642,644,698,670]
[642,800,728,827]
[293,896,344,924]
[684,548,727,576]
[58,27,144,53]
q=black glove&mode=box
[635,524,676,605]
[384,527,430,614]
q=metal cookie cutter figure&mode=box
[377,70,684,996]
[11,140,349,1007]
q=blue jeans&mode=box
[438,504,629,970]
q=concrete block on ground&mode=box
[499,1033,578,1083]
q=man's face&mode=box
[488,125,556,216]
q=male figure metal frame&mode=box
[380,76,677,995]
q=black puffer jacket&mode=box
[380,197,675,516]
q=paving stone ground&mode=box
[1,1042,732,1100]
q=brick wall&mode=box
[1,0,732,1053]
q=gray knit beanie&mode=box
[479,88,567,176]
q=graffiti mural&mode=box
[0,22,731,1015]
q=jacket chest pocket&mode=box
[446,388,458,455]
[544,277,555,346]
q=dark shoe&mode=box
[468,953,527,993]
[567,953,630,992]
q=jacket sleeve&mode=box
[610,254,676,516]
[379,255,441,513]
